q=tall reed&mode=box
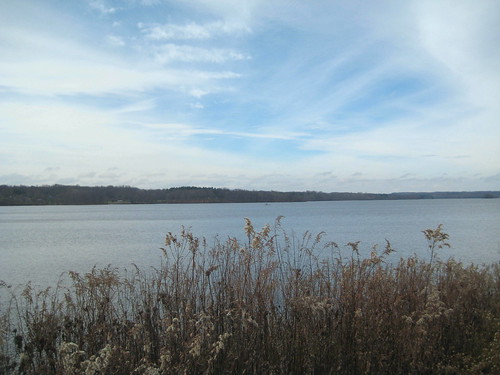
[1,218,499,374]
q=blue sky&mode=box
[1,0,499,193]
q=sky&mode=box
[1,0,499,193]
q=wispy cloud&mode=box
[138,21,250,40]
[152,44,249,64]
[0,59,238,96]
[415,0,500,106]
[0,4,243,98]
[0,0,498,192]
[89,0,116,15]
[106,34,125,47]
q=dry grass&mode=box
[1,218,499,374]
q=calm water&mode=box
[1,199,499,287]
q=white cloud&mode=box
[178,0,265,26]
[113,99,157,113]
[415,0,500,108]
[139,22,211,40]
[0,8,242,97]
[135,121,300,141]
[153,44,249,64]
[0,100,285,188]
[0,0,498,192]
[191,102,204,109]
[106,35,125,47]
[0,48,240,97]
[89,0,116,15]
[189,88,210,98]
[138,21,249,40]
[139,0,162,5]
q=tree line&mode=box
[0,184,498,205]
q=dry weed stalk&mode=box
[0,220,498,374]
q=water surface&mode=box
[1,199,499,287]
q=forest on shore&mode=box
[0,184,498,205]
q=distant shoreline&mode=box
[0,184,498,206]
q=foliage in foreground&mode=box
[1,219,499,374]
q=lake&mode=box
[0,199,499,288]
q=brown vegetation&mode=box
[1,218,499,374]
